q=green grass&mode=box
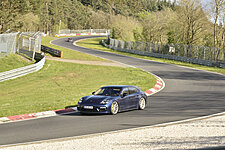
[42,36,107,61]
[0,54,32,73]
[76,37,225,74]
[0,60,156,117]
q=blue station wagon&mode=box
[77,85,147,115]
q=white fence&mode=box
[56,29,110,37]
[102,39,225,68]
[17,32,42,61]
[0,32,42,60]
[0,32,19,57]
[0,31,45,82]
[0,56,45,82]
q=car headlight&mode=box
[100,99,111,104]
[78,98,83,103]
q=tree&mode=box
[66,0,91,30]
[211,0,225,48]
[0,0,30,33]
[110,15,142,41]
[14,13,40,32]
[176,0,209,45]
[140,8,176,44]
[39,0,51,33]
[87,10,110,29]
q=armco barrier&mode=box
[19,49,44,62]
[0,54,45,82]
[102,40,225,68]
[41,45,62,57]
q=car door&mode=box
[128,87,140,109]
[118,88,130,111]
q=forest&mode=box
[1,0,225,49]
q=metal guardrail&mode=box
[18,49,44,62]
[0,55,45,82]
[102,40,225,68]
[41,45,62,57]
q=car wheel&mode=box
[110,101,119,115]
[139,97,146,110]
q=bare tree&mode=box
[212,0,225,48]
[206,0,225,60]
[141,8,176,44]
[177,0,209,46]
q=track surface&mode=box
[0,36,225,146]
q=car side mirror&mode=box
[121,93,128,98]
[92,92,95,95]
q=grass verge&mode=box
[0,60,156,117]
[42,36,106,61]
[0,54,32,73]
[76,37,225,74]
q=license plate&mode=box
[84,106,93,109]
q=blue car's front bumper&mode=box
[77,104,111,114]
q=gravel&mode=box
[1,114,225,150]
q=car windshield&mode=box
[94,87,122,96]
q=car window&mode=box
[128,87,139,94]
[121,88,129,95]
[95,87,122,96]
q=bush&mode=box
[110,15,142,41]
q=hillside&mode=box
[1,0,224,49]
[0,0,174,35]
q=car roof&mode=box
[102,85,138,88]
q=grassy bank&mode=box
[0,36,157,117]
[42,36,106,61]
[0,60,156,117]
[76,37,225,74]
[0,54,32,73]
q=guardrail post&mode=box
[29,37,31,51]
[32,38,36,61]
[17,32,22,53]
[196,46,199,59]
[204,47,206,60]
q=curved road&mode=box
[0,36,225,146]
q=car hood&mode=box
[83,95,115,104]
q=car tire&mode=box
[138,97,146,110]
[110,101,119,115]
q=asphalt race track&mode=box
[0,36,225,146]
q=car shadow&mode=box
[63,112,109,116]
[64,105,77,109]
[56,105,109,116]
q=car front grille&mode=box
[78,106,107,112]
